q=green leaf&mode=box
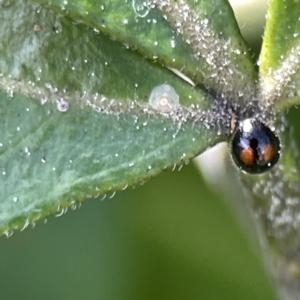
[259,0,300,106]
[34,0,257,105]
[0,0,253,233]
[0,90,222,234]
[0,0,205,103]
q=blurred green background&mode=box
[1,1,295,299]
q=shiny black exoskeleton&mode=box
[231,118,281,174]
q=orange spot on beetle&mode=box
[240,148,255,165]
[262,143,276,162]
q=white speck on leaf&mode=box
[148,83,179,112]
[57,98,69,112]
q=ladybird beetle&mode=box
[231,118,281,174]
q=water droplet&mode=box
[57,98,69,112]
[132,0,151,18]
[13,197,18,203]
[41,157,46,163]
[148,84,179,112]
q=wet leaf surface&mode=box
[34,0,257,103]
[0,0,254,233]
[0,89,224,233]
[2,0,300,299]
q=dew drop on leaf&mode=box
[148,84,179,112]
[132,0,151,18]
[57,98,69,112]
